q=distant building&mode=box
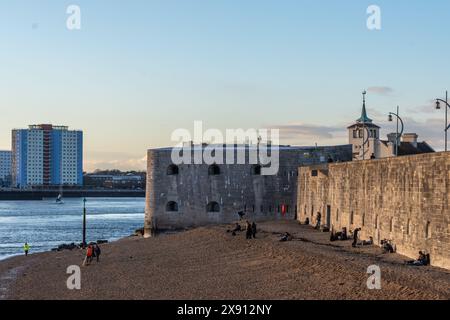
[0,150,12,187]
[348,93,434,160]
[11,124,83,188]
[83,172,145,189]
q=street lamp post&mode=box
[388,106,404,156]
[82,198,87,248]
[435,90,450,152]
[361,126,370,160]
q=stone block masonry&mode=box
[145,144,352,236]
[298,152,450,270]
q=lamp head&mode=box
[436,100,441,110]
[388,114,393,122]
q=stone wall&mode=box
[297,152,450,269]
[145,144,352,236]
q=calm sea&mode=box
[0,197,145,260]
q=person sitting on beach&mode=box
[94,244,101,263]
[406,251,428,266]
[381,239,394,254]
[23,242,30,256]
[362,237,374,246]
[228,223,241,236]
[246,221,252,240]
[340,227,348,241]
[280,232,293,242]
[251,222,257,239]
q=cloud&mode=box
[367,86,394,96]
[84,151,147,172]
[267,115,446,152]
[266,122,347,146]
[378,116,444,151]
[407,99,438,114]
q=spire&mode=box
[356,90,373,123]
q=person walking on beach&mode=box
[246,221,252,240]
[352,228,361,248]
[23,242,30,256]
[315,212,321,230]
[94,244,101,263]
[251,222,257,239]
[83,244,94,266]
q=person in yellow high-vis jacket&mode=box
[23,243,30,256]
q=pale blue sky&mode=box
[0,0,449,170]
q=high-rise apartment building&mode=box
[11,124,83,188]
[0,150,12,187]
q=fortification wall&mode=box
[144,145,352,236]
[298,152,450,269]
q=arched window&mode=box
[350,211,354,225]
[252,165,262,175]
[336,209,339,222]
[208,164,221,176]
[390,217,394,232]
[362,213,365,226]
[166,201,178,212]
[167,164,179,175]
[206,201,220,213]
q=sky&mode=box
[0,0,450,171]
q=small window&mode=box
[336,209,339,222]
[166,201,178,212]
[311,170,318,177]
[207,202,220,213]
[208,164,221,176]
[252,165,262,175]
[425,221,431,239]
[350,211,354,225]
[362,213,365,226]
[390,217,394,232]
[407,219,411,235]
[167,164,179,175]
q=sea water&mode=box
[0,197,145,260]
